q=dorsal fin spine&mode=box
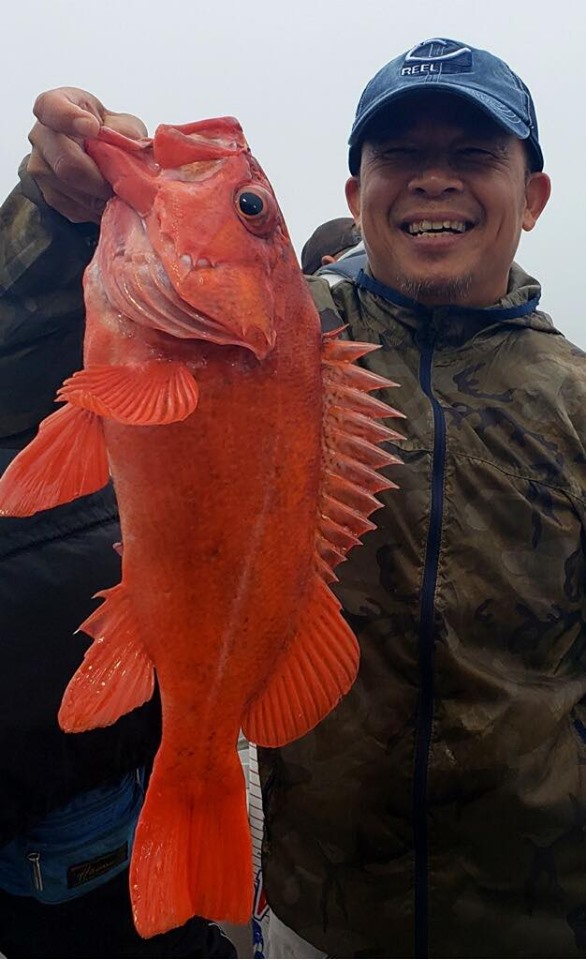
[316,333,404,582]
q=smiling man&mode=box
[346,92,550,307]
[260,39,586,960]
[1,35,585,960]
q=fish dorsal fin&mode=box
[58,360,199,425]
[317,334,404,582]
[241,576,359,747]
[0,404,109,517]
[241,335,404,747]
[59,582,155,732]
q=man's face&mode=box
[345,94,550,308]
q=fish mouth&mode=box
[95,204,275,359]
[173,252,277,359]
[153,117,249,169]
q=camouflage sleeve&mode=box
[0,158,98,443]
[305,274,347,334]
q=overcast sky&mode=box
[3,0,585,347]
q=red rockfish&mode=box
[0,119,403,936]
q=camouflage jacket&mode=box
[259,268,586,958]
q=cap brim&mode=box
[348,85,542,172]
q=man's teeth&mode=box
[407,220,467,235]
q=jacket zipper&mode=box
[27,851,43,892]
[413,327,446,958]
[21,769,144,897]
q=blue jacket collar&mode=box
[355,269,541,322]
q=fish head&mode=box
[87,119,296,359]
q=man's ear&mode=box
[523,172,551,232]
[345,176,361,226]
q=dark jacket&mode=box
[0,169,161,844]
[260,268,586,958]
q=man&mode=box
[4,35,586,959]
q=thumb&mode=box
[32,88,148,142]
[100,110,148,141]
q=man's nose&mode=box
[408,159,463,196]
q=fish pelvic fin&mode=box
[58,360,199,425]
[58,583,155,732]
[130,749,252,936]
[0,404,109,517]
[241,576,359,747]
[316,334,405,583]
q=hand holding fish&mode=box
[27,86,147,223]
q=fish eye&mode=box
[234,184,277,236]
[238,191,264,217]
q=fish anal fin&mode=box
[241,577,359,747]
[58,583,155,733]
[318,333,404,581]
[58,360,199,425]
[0,404,109,517]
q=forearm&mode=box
[0,159,98,442]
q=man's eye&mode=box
[459,147,493,158]
[382,147,418,159]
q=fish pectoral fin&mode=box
[0,404,109,517]
[59,583,155,732]
[241,576,359,748]
[58,361,199,425]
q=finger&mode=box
[32,181,108,224]
[27,147,112,223]
[30,159,111,214]
[26,88,148,222]
[33,87,105,139]
[33,88,148,142]
[102,110,148,140]
[28,127,112,201]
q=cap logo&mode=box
[402,38,472,77]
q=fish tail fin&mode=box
[131,748,252,937]
[0,403,109,516]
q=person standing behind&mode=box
[300,216,362,275]
[300,216,365,292]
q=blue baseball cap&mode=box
[348,38,543,173]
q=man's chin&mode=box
[397,272,473,307]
